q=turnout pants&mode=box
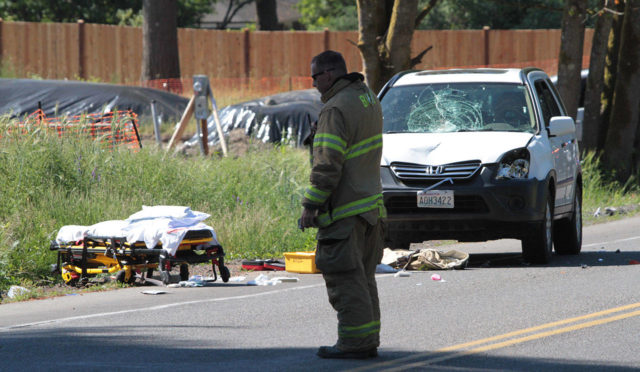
[315,215,384,352]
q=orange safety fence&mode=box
[2,109,142,150]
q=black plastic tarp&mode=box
[0,78,188,122]
[0,78,322,148]
[186,89,322,148]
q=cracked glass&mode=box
[382,83,535,134]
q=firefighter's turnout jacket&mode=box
[302,73,385,227]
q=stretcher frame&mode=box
[50,229,230,286]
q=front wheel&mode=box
[220,266,230,283]
[521,196,553,264]
[554,186,582,255]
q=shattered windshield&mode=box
[381,83,535,134]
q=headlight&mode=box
[496,148,530,179]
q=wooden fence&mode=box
[0,20,593,85]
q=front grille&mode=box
[385,194,488,214]
[391,160,482,181]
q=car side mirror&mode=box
[548,116,575,137]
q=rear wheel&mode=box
[554,186,582,255]
[522,196,553,264]
[179,264,189,281]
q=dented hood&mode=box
[381,132,533,166]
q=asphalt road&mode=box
[1,216,639,371]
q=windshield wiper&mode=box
[456,128,496,132]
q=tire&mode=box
[554,186,582,255]
[220,266,231,283]
[179,264,189,281]
[521,195,553,264]
[115,269,136,284]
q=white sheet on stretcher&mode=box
[55,206,219,256]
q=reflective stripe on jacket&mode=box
[302,73,385,228]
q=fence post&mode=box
[77,19,85,80]
[483,26,490,67]
[244,28,250,78]
[0,18,3,66]
[324,28,330,51]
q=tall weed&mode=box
[0,122,315,289]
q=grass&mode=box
[1,116,639,299]
[581,151,640,224]
[0,121,317,294]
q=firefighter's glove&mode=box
[299,207,318,231]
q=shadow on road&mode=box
[0,326,637,371]
[466,250,640,269]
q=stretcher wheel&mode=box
[115,270,136,284]
[179,264,189,281]
[220,266,230,283]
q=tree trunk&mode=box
[256,0,279,30]
[603,0,640,179]
[356,0,389,93]
[598,0,626,150]
[556,0,587,119]
[141,0,180,81]
[385,0,419,76]
[357,0,433,94]
[581,1,613,152]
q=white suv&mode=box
[379,68,582,264]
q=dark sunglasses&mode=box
[311,68,335,81]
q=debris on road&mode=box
[394,270,411,278]
[382,248,469,271]
[247,274,299,286]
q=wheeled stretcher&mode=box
[49,206,231,286]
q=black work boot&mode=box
[316,345,378,359]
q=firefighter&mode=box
[299,50,385,359]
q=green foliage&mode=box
[296,0,357,31]
[116,8,143,27]
[0,123,315,291]
[296,0,602,31]
[419,0,563,30]
[0,0,216,27]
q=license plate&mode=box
[417,190,454,208]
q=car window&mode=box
[381,83,535,134]
[534,80,561,127]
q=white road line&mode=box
[582,235,640,248]
[0,283,324,331]
[1,274,395,332]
